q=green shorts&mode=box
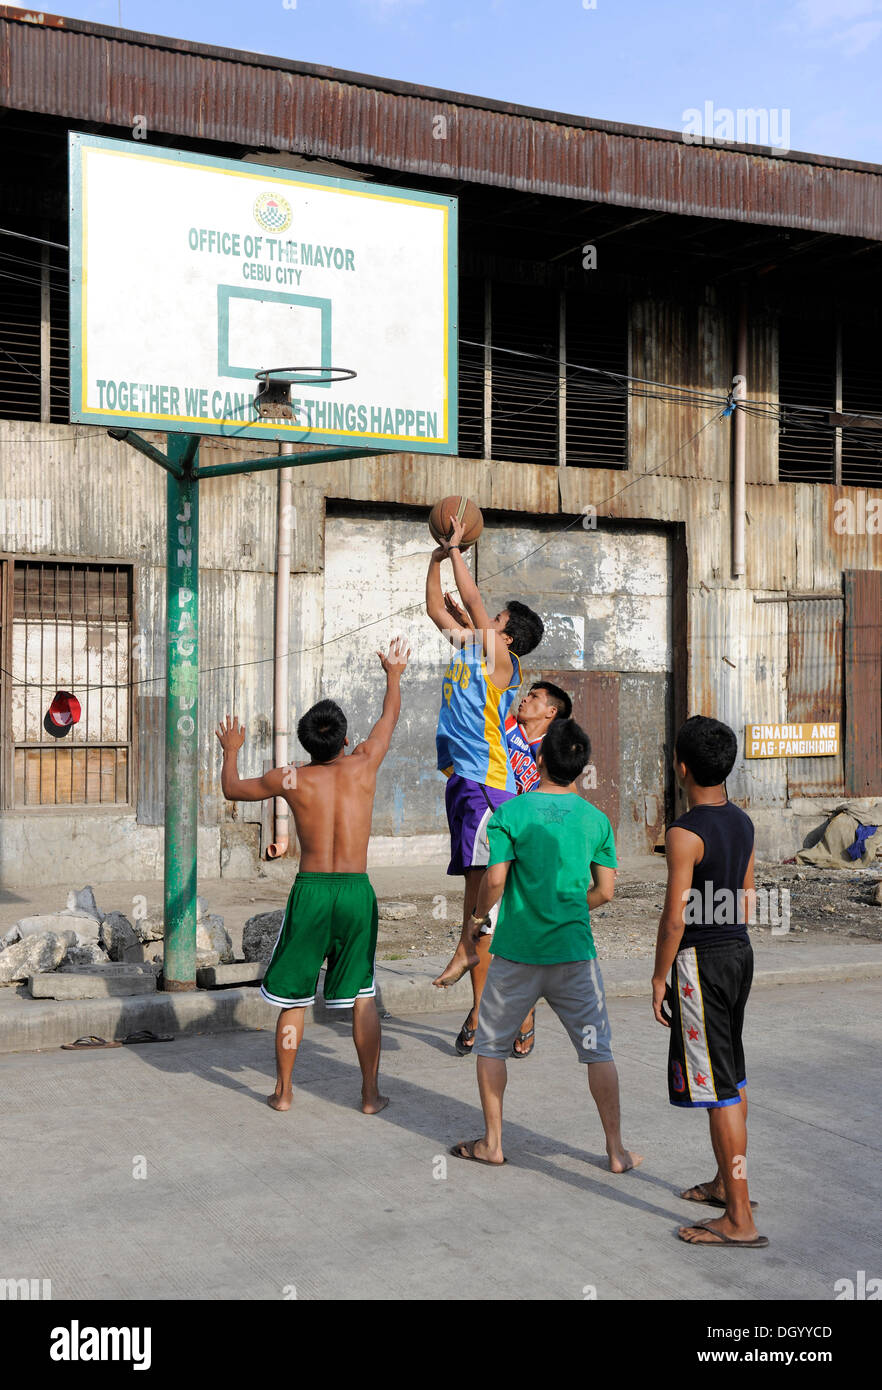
[260,872,378,1010]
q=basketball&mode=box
[428,496,484,550]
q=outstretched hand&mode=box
[445,516,466,550]
[377,636,411,674]
[432,514,466,560]
[216,714,246,754]
[443,592,473,630]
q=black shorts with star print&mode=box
[666,938,753,1109]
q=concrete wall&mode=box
[480,519,672,855]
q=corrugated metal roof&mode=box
[2,8,881,239]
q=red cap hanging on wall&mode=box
[44,691,82,739]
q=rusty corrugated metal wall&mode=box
[2,10,882,239]
[843,571,882,796]
[787,598,845,797]
[0,421,324,847]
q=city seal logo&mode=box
[254,192,292,233]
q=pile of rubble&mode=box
[0,886,235,989]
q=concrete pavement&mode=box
[2,932,881,1054]
[1,979,878,1300]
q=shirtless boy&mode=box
[215,638,409,1115]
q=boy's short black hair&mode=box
[531,681,573,721]
[297,699,347,762]
[675,715,738,786]
[541,717,591,786]
[503,600,544,657]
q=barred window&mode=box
[778,312,882,485]
[457,278,629,467]
[2,561,133,806]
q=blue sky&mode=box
[17,0,882,162]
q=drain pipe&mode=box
[266,444,293,858]
[732,288,748,580]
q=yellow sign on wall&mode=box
[745,723,840,758]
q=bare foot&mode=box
[681,1179,759,1210]
[681,1179,725,1203]
[433,942,479,988]
[361,1093,390,1115]
[679,1214,763,1245]
[512,1009,536,1057]
[607,1148,644,1173]
[450,1138,505,1165]
[267,1090,293,1112]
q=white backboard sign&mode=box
[69,134,457,451]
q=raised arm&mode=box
[426,546,473,648]
[216,715,289,802]
[444,517,512,686]
[358,637,410,766]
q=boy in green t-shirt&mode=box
[450,718,643,1172]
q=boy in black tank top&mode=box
[652,716,769,1248]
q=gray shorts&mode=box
[474,955,614,1063]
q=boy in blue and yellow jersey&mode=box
[427,513,545,1055]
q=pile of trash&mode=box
[795,801,882,870]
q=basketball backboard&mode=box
[68,134,458,452]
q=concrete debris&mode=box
[0,931,78,985]
[196,961,265,989]
[64,886,104,922]
[196,914,234,964]
[13,912,101,945]
[134,913,165,944]
[62,941,110,968]
[242,910,284,963]
[98,912,141,962]
[29,966,157,999]
[378,901,418,921]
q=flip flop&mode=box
[60,1035,122,1050]
[121,1030,174,1045]
[681,1182,758,1210]
[454,1015,476,1056]
[511,1010,536,1059]
[678,1220,769,1248]
[449,1141,507,1166]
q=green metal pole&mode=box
[162,435,200,990]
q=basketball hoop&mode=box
[254,366,358,419]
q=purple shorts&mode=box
[445,774,514,876]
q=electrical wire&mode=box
[1,334,879,697]
[0,228,68,252]
[0,405,727,693]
